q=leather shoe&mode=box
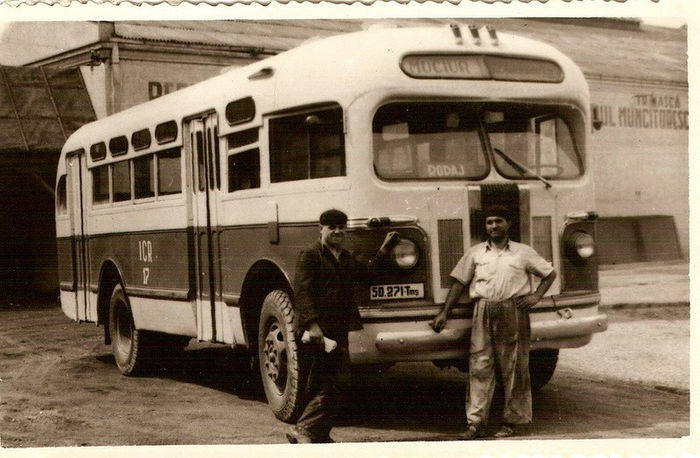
[494,424,515,438]
[461,425,485,440]
[286,427,313,444]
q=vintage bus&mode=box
[55,23,608,422]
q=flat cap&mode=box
[319,209,348,226]
[483,204,513,221]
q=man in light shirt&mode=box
[430,204,556,439]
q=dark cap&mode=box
[483,204,513,221]
[319,209,348,226]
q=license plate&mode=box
[370,283,424,300]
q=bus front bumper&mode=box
[349,292,607,364]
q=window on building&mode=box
[228,148,260,192]
[92,165,110,205]
[269,104,345,183]
[112,161,131,202]
[157,148,182,196]
[134,155,155,200]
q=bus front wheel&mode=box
[258,289,302,423]
[109,284,153,376]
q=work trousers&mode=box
[466,298,532,427]
[296,343,351,439]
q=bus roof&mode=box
[59,24,588,173]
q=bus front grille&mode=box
[437,219,464,288]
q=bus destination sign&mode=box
[401,54,564,83]
[401,55,490,79]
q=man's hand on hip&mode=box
[515,294,540,311]
[429,311,448,333]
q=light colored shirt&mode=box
[450,239,555,302]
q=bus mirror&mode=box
[304,115,321,126]
[382,123,409,141]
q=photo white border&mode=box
[0,0,696,457]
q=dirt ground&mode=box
[0,298,690,450]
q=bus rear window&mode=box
[158,148,182,195]
[373,103,489,180]
[56,175,67,214]
[269,105,345,183]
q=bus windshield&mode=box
[372,102,583,181]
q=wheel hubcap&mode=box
[262,321,288,392]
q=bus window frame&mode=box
[371,101,492,182]
[267,102,347,185]
[485,104,585,181]
[133,153,157,202]
[111,159,133,206]
[91,163,111,207]
[56,174,68,216]
[156,147,184,200]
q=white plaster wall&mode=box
[589,80,689,257]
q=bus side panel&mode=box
[219,224,314,296]
[56,236,75,291]
[87,229,193,332]
[218,223,314,345]
[56,235,78,320]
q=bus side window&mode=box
[269,104,345,183]
[56,175,67,215]
[112,160,132,203]
[157,148,182,196]
[228,148,260,192]
[92,165,110,205]
[134,154,155,200]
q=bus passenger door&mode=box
[66,151,90,322]
[185,113,224,342]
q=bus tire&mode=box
[529,349,559,391]
[108,284,153,376]
[258,289,302,423]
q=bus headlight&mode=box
[391,238,419,269]
[567,231,595,259]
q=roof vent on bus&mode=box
[485,25,499,46]
[468,25,481,46]
[248,67,274,80]
[449,23,464,45]
[362,21,400,31]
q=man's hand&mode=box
[305,322,324,348]
[515,294,540,311]
[429,310,448,333]
[378,232,401,255]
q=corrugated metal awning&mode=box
[112,19,687,85]
[0,65,96,154]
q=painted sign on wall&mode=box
[593,92,688,130]
[148,81,190,100]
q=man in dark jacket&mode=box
[287,208,398,444]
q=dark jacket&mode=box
[293,240,372,343]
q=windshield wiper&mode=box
[492,147,552,189]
